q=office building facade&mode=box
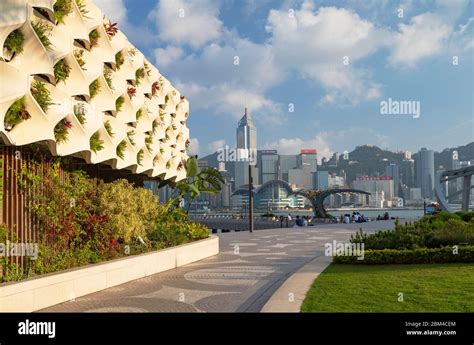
[234,108,258,188]
[414,148,435,199]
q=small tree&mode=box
[162,156,224,213]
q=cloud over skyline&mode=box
[94,0,473,157]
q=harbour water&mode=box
[270,209,425,219]
[327,209,424,219]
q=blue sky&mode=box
[95,0,473,159]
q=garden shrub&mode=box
[4,160,210,282]
[333,246,474,265]
[148,206,209,247]
[456,211,474,222]
[97,179,160,243]
[351,212,474,250]
[0,225,25,282]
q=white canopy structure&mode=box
[0,0,189,182]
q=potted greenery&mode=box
[152,120,159,134]
[127,130,135,146]
[89,29,100,47]
[3,29,24,61]
[137,149,144,165]
[32,21,53,51]
[116,140,127,159]
[145,135,153,151]
[73,102,86,125]
[144,62,151,76]
[54,59,71,83]
[4,97,31,131]
[31,80,52,111]
[89,79,100,98]
[128,47,137,57]
[54,119,72,143]
[136,109,143,120]
[115,96,124,112]
[115,51,124,69]
[90,131,104,152]
[104,120,114,138]
[103,66,113,90]
[75,0,89,17]
[73,49,86,69]
[135,68,145,85]
[53,0,73,24]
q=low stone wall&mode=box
[0,236,219,312]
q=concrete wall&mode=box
[0,236,219,312]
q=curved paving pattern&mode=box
[41,221,395,313]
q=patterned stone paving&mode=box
[41,220,395,313]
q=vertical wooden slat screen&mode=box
[0,144,153,272]
[0,145,52,272]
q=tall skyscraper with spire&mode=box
[235,108,258,189]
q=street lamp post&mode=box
[249,164,254,233]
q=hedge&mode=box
[333,246,474,265]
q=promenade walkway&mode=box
[41,220,395,312]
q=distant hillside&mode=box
[322,142,473,184]
[435,142,474,169]
[198,142,473,185]
[323,145,405,183]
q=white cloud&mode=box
[161,35,281,93]
[93,0,127,23]
[265,4,388,105]
[154,46,184,67]
[450,17,474,52]
[389,13,452,67]
[208,139,226,152]
[175,81,285,123]
[150,0,223,49]
[187,137,200,156]
[263,135,333,162]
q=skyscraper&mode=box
[385,163,400,197]
[259,150,279,184]
[234,108,257,189]
[279,155,298,182]
[315,171,329,190]
[297,149,318,172]
[400,159,415,188]
[414,148,435,199]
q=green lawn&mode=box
[301,263,474,312]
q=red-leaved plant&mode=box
[104,21,118,37]
[152,81,160,95]
[127,87,136,98]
